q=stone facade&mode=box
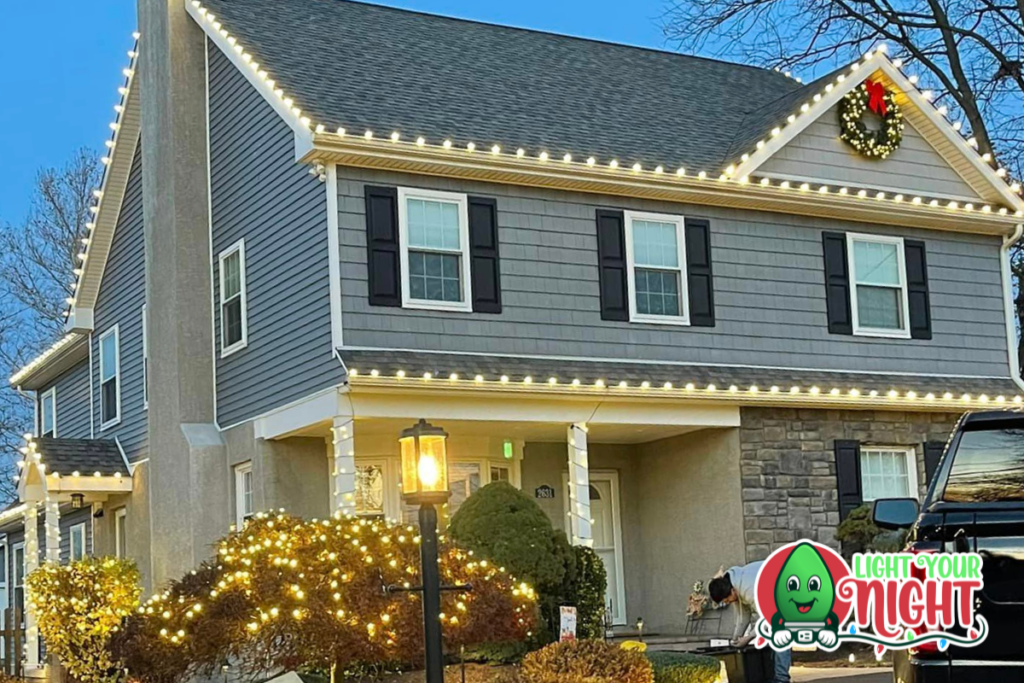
[738,407,960,561]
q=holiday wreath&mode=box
[838,80,904,159]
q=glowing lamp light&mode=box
[399,420,450,504]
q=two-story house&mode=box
[7,0,1024,670]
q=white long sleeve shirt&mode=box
[727,561,763,640]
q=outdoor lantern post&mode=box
[399,419,451,683]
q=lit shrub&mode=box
[26,557,141,683]
[646,651,721,683]
[521,639,653,683]
[112,513,537,683]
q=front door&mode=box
[564,471,626,625]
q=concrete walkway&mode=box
[791,667,893,682]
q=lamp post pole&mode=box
[419,502,444,683]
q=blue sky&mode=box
[0,0,668,225]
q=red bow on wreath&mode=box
[864,80,888,116]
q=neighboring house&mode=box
[7,0,1024,671]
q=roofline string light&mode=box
[9,333,86,385]
[65,33,141,321]
[346,367,1023,409]
[185,4,1022,221]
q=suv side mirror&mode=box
[872,498,919,530]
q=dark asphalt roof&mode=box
[339,349,1024,399]
[34,438,130,477]
[199,0,806,172]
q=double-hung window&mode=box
[219,240,248,356]
[40,387,56,437]
[624,211,689,324]
[234,462,254,528]
[398,188,472,311]
[860,447,918,501]
[99,326,121,428]
[847,234,910,337]
[69,523,87,562]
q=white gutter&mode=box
[1001,223,1024,390]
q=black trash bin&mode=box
[694,646,775,683]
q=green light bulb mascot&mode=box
[769,543,840,649]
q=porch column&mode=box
[44,495,60,564]
[24,503,41,673]
[331,417,357,517]
[566,423,592,547]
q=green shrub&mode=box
[449,482,576,641]
[836,504,909,554]
[646,651,721,683]
[521,639,653,683]
[449,482,573,591]
[567,546,607,639]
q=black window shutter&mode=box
[468,197,501,313]
[596,210,629,321]
[685,218,715,327]
[364,186,401,307]
[923,440,945,488]
[834,439,863,521]
[904,240,932,340]
[822,232,853,335]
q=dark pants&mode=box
[773,648,792,683]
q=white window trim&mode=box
[397,187,473,313]
[219,240,249,357]
[141,304,148,409]
[234,461,253,529]
[860,446,920,501]
[40,387,57,438]
[69,523,87,562]
[624,210,690,326]
[847,232,912,339]
[99,325,121,430]
[114,507,127,558]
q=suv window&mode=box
[944,427,1024,503]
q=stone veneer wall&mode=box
[738,407,960,562]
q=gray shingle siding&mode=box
[208,43,343,427]
[38,360,92,439]
[92,141,148,462]
[338,168,1011,378]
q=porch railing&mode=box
[0,608,24,677]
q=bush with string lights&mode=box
[109,512,537,683]
[26,557,142,683]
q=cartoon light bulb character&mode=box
[769,543,840,649]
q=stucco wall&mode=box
[521,431,746,635]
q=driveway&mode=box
[791,667,893,683]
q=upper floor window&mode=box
[624,211,689,325]
[40,387,56,438]
[398,188,472,312]
[234,461,254,528]
[99,326,121,428]
[69,522,87,562]
[847,234,910,338]
[860,446,918,501]
[219,240,248,356]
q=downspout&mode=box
[1000,223,1024,391]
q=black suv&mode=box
[873,410,1024,683]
